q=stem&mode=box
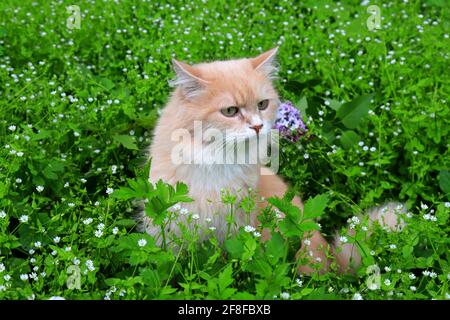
[161,223,167,251]
[164,242,184,289]
[226,203,234,238]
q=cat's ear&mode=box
[250,47,279,79]
[169,59,209,99]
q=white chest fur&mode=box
[143,163,260,244]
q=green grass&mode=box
[0,0,449,300]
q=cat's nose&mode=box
[250,124,263,135]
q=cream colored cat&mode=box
[140,48,404,274]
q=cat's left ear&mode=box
[250,47,279,79]
[169,59,209,99]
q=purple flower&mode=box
[273,101,308,142]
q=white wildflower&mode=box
[280,292,290,300]
[94,230,103,238]
[351,216,360,225]
[85,260,95,271]
[339,236,348,243]
[353,293,363,300]
[244,225,256,233]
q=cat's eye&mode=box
[258,99,269,111]
[221,106,239,117]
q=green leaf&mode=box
[113,135,139,150]
[266,232,285,265]
[98,77,115,90]
[298,220,321,231]
[438,170,450,195]
[297,96,308,116]
[115,219,137,227]
[42,160,65,180]
[112,187,136,200]
[336,94,374,129]
[140,269,161,288]
[0,181,7,198]
[402,245,414,258]
[218,264,234,292]
[340,130,361,149]
[303,194,329,219]
[327,99,342,111]
[267,196,302,220]
[242,237,257,261]
[245,259,272,277]
[278,218,303,237]
[224,238,244,259]
[232,292,255,300]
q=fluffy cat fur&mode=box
[139,48,405,274]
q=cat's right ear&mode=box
[169,59,209,99]
[250,47,279,80]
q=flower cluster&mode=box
[273,101,308,142]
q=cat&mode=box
[139,47,405,274]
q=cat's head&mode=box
[169,48,280,140]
